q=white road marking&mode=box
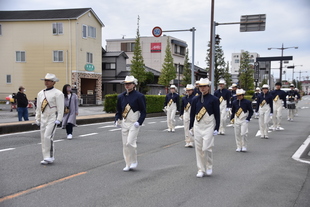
[292,135,310,164]
[301,106,309,109]
[147,122,157,124]
[109,128,121,132]
[160,120,167,123]
[79,133,98,137]
[98,125,115,129]
[256,129,272,137]
[0,148,15,152]
[54,140,64,143]
[163,125,184,131]
[0,130,39,137]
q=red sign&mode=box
[151,43,161,53]
[152,26,162,37]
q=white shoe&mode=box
[236,148,241,152]
[196,171,205,178]
[261,136,264,139]
[171,129,175,132]
[265,136,269,139]
[67,134,72,139]
[123,166,130,171]
[188,142,194,148]
[206,169,213,176]
[168,128,171,132]
[41,157,54,164]
[287,118,290,121]
[241,147,247,152]
[185,143,189,147]
[130,162,138,169]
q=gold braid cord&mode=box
[219,96,224,104]
[260,100,266,107]
[273,95,279,102]
[168,99,173,106]
[235,107,243,118]
[122,104,131,119]
[185,103,191,112]
[196,106,207,122]
[41,98,48,113]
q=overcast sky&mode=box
[1,0,309,81]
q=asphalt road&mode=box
[0,97,310,207]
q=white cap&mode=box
[255,87,260,91]
[185,84,194,90]
[228,86,232,90]
[170,85,178,91]
[236,89,246,95]
[262,84,269,89]
[198,78,211,86]
[231,83,237,88]
[290,84,295,87]
[218,79,226,85]
[41,73,59,82]
[123,76,138,85]
[195,80,200,84]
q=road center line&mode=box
[79,133,98,137]
[0,171,87,203]
[0,148,15,152]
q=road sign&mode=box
[152,26,162,37]
[240,14,266,32]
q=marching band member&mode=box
[115,76,146,171]
[193,80,202,96]
[252,87,260,119]
[164,85,179,132]
[294,88,301,116]
[287,84,300,121]
[231,89,253,152]
[35,73,64,165]
[214,79,231,135]
[255,84,273,139]
[180,84,195,147]
[190,78,220,177]
[230,83,238,103]
[270,82,287,130]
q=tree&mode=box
[205,38,229,90]
[238,51,254,90]
[158,38,176,93]
[140,71,154,94]
[260,78,268,87]
[181,49,191,86]
[130,16,146,91]
[223,61,232,87]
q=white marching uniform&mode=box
[272,98,283,129]
[234,112,249,149]
[183,106,193,144]
[167,102,177,130]
[219,100,227,133]
[259,104,271,137]
[35,88,64,160]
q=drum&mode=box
[252,101,257,109]
[287,103,296,109]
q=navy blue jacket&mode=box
[189,93,220,131]
[271,89,287,108]
[164,93,180,111]
[214,88,231,108]
[231,98,253,121]
[193,88,202,96]
[180,93,195,116]
[256,92,273,113]
[231,90,237,102]
[115,90,146,125]
[287,90,300,101]
[251,92,259,101]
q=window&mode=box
[82,25,87,38]
[103,63,116,70]
[235,59,239,63]
[250,59,254,63]
[88,26,96,38]
[53,51,63,62]
[87,52,93,63]
[121,42,135,52]
[6,75,11,84]
[0,24,2,35]
[16,51,26,62]
[174,45,185,55]
[52,23,63,35]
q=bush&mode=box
[104,94,118,113]
[246,90,254,95]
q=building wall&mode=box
[230,51,260,75]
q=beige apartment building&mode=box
[0,8,104,104]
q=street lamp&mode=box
[267,43,298,82]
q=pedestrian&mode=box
[231,89,253,152]
[286,84,300,121]
[62,84,79,140]
[16,86,29,121]
[115,76,146,172]
[164,85,179,132]
[180,84,195,148]
[10,93,17,112]
[255,84,273,139]
[270,82,287,130]
[294,88,301,116]
[251,87,260,118]
[190,78,220,177]
[214,79,231,135]
[35,73,64,165]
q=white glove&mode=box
[270,113,273,116]
[55,120,61,125]
[226,108,230,112]
[245,120,250,123]
[213,130,218,136]
[179,115,183,121]
[114,120,121,128]
[134,122,140,128]
[255,112,259,116]
[35,121,40,126]
[189,129,194,136]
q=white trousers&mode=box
[272,100,283,128]
[122,110,140,167]
[183,109,193,143]
[259,104,271,137]
[194,113,215,173]
[294,102,298,115]
[234,113,248,149]
[219,100,227,133]
[40,112,57,159]
[287,101,295,120]
[167,103,177,130]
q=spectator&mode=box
[16,86,29,121]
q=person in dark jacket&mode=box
[231,89,253,152]
[16,86,29,121]
[115,76,146,172]
[190,78,220,177]
[164,85,180,132]
[255,84,273,139]
[286,84,300,121]
[270,82,287,130]
[251,87,260,118]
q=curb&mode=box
[292,135,310,164]
[0,112,166,135]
